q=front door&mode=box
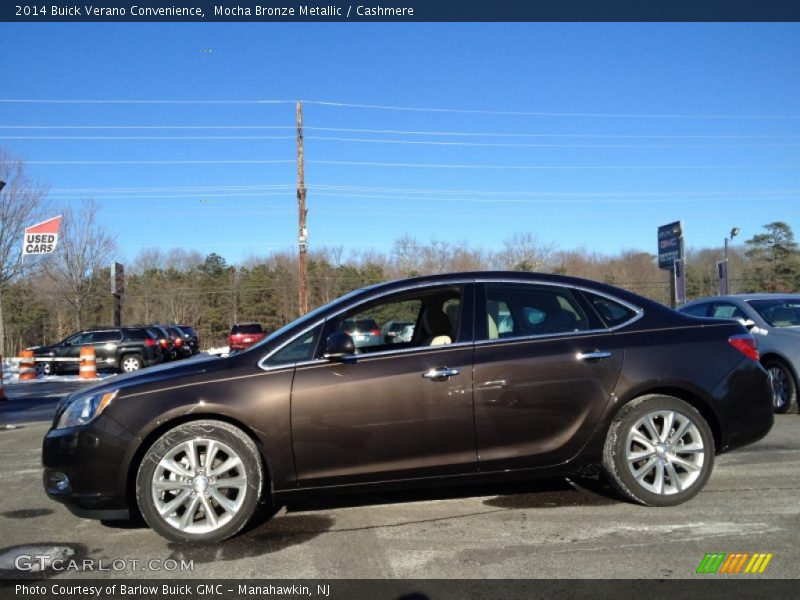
[290,283,477,487]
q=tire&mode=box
[135,420,263,543]
[36,361,54,376]
[763,358,798,414]
[602,395,715,507]
[120,354,143,373]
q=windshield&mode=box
[747,298,800,327]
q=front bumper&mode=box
[42,416,135,520]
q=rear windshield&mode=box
[232,324,264,335]
[747,299,800,327]
[179,326,197,336]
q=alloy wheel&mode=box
[768,366,790,410]
[151,438,248,534]
[624,410,705,496]
[122,357,141,372]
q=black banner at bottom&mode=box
[1,579,798,600]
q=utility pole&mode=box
[296,101,309,315]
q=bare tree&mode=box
[0,149,49,355]
[44,200,117,330]
[494,232,556,272]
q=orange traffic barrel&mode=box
[18,350,37,381]
[79,346,97,379]
[0,354,5,400]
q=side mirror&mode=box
[737,318,757,330]
[323,332,356,361]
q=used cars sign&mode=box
[22,215,62,256]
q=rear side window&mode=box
[484,283,590,339]
[232,324,264,335]
[92,331,122,343]
[711,303,748,321]
[584,292,639,328]
[681,303,711,318]
[124,328,147,341]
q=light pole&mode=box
[721,227,740,295]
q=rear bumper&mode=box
[713,359,774,453]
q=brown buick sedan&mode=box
[43,272,774,542]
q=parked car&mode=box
[149,325,179,361]
[43,272,773,543]
[31,327,162,375]
[228,322,266,351]
[679,294,800,413]
[161,325,189,358]
[341,317,382,348]
[175,324,199,355]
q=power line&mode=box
[305,136,800,149]
[307,159,800,170]
[0,99,293,105]
[4,124,799,139]
[301,99,800,119]
[1,135,295,141]
[26,159,295,165]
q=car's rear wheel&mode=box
[120,354,143,373]
[763,358,798,414]
[136,420,263,543]
[603,395,714,506]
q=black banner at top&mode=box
[3,0,800,22]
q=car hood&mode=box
[56,354,229,411]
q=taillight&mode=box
[160,339,168,348]
[729,334,759,362]
[145,338,156,347]
[175,338,183,346]
[370,329,381,336]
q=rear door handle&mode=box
[422,367,461,381]
[577,350,612,361]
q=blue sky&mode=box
[1,23,799,265]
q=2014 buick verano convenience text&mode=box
[42,273,774,543]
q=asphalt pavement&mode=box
[0,389,797,580]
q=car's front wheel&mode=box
[603,395,714,506]
[136,420,263,543]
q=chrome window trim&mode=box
[257,276,644,371]
[257,278,474,372]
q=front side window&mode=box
[266,323,324,367]
[331,285,463,352]
[483,283,589,340]
[747,299,800,327]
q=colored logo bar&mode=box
[696,553,773,574]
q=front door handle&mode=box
[577,350,612,361]
[422,367,461,381]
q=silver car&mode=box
[679,294,800,413]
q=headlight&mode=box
[56,390,118,429]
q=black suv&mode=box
[31,327,163,375]
[175,324,199,355]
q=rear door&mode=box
[288,282,477,487]
[473,281,626,470]
[92,330,123,368]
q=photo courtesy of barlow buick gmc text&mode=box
[1,2,800,599]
